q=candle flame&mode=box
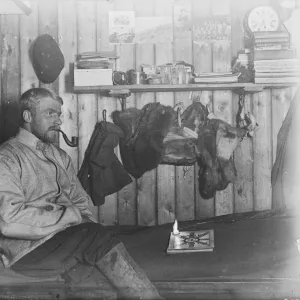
[173,219,179,235]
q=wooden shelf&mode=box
[73,83,297,94]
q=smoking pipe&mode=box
[54,129,78,147]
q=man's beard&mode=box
[43,130,59,144]
[33,128,59,144]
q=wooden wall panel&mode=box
[233,94,254,213]
[76,1,99,221]
[95,0,119,225]
[58,0,79,171]
[211,0,234,216]
[38,0,58,93]
[0,0,296,226]
[173,0,195,222]
[20,1,38,93]
[135,0,157,226]
[192,0,215,220]
[230,0,254,213]
[155,0,176,226]
[0,15,20,143]
[253,90,273,211]
[113,0,137,226]
[96,0,118,226]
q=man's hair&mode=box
[19,88,63,122]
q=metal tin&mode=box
[126,69,146,84]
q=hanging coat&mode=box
[78,121,132,206]
[272,87,300,213]
[112,103,174,178]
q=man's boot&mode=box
[96,242,164,300]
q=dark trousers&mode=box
[11,222,119,285]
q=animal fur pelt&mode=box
[112,102,175,178]
[196,119,247,199]
[161,102,208,165]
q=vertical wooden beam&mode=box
[0,15,21,143]
[20,0,39,93]
[173,0,195,222]
[253,89,273,211]
[211,0,234,216]
[192,0,215,220]
[213,89,234,215]
[233,94,254,213]
[134,0,157,226]
[77,0,99,222]
[38,0,58,93]
[230,0,254,214]
[96,0,118,226]
[113,0,137,226]
[155,0,176,225]
[58,0,79,171]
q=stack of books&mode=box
[254,59,300,83]
[249,30,300,83]
[74,50,119,87]
[76,50,118,69]
[253,31,290,51]
[251,31,295,63]
[193,72,241,83]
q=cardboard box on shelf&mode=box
[74,67,113,87]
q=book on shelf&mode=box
[254,58,300,66]
[253,49,295,60]
[253,31,289,38]
[253,40,290,47]
[76,60,113,69]
[255,77,300,83]
[193,72,240,83]
[194,72,232,76]
[78,50,119,60]
[167,229,214,254]
[255,72,300,77]
[253,37,290,44]
[255,68,300,73]
[254,44,290,51]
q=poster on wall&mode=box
[109,11,135,44]
[193,16,231,41]
[134,16,173,44]
[173,1,192,38]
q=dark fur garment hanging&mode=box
[196,119,247,199]
[112,103,175,178]
[112,101,247,198]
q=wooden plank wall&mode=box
[0,0,295,225]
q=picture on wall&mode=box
[193,16,231,41]
[109,11,135,44]
[174,1,192,38]
[134,16,173,44]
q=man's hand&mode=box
[81,215,94,223]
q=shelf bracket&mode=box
[108,89,131,110]
[233,85,264,95]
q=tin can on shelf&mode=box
[126,69,147,84]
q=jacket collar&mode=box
[16,128,45,150]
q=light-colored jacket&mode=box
[0,128,96,268]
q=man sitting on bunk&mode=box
[0,87,163,300]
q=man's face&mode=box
[29,97,62,143]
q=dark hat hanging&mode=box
[31,34,65,84]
